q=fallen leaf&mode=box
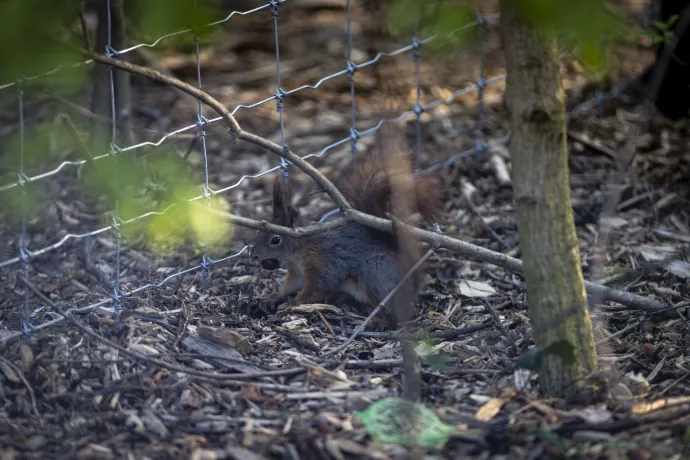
[199,326,253,355]
[281,318,309,330]
[666,260,690,279]
[569,406,612,424]
[637,245,676,262]
[19,343,33,370]
[128,343,160,356]
[226,275,255,286]
[474,398,507,421]
[286,303,342,314]
[456,279,496,298]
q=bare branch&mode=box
[88,51,670,316]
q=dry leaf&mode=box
[666,260,690,279]
[637,245,676,262]
[19,343,33,370]
[128,343,160,356]
[199,326,253,355]
[456,279,496,298]
[474,398,507,421]
[286,303,342,314]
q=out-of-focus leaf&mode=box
[356,397,454,451]
[132,0,223,43]
[0,0,85,91]
[388,0,473,52]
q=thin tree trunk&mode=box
[499,0,598,399]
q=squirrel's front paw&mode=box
[260,292,289,313]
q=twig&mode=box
[326,321,495,341]
[654,229,690,244]
[480,298,515,347]
[463,192,509,249]
[0,355,39,418]
[595,316,645,346]
[322,249,435,357]
[567,132,617,160]
[17,277,305,382]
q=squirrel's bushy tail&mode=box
[338,123,442,222]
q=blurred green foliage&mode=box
[0,0,86,90]
[356,397,455,451]
[0,0,234,253]
[128,0,223,50]
[81,139,233,252]
[388,0,475,51]
[512,0,627,72]
[645,14,679,45]
[387,0,629,72]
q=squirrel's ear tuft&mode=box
[286,205,299,228]
[272,173,296,226]
[272,173,290,207]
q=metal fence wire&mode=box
[0,0,628,345]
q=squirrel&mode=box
[249,126,442,314]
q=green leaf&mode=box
[515,340,576,371]
[355,397,455,451]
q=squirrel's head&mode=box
[249,173,299,270]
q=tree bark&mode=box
[499,0,598,399]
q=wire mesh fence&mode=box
[0,0,631,346]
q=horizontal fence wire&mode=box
[0,1,632,345]
[0,12,501,195]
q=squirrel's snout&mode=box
[261,259,280,270]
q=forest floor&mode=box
[1,0,690,459]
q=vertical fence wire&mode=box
[106,0,122,317]
[346,0,359,167]
[194,3,214,292]
[17,83,32,341]
[474,1,487,164]
[271,0,290,180]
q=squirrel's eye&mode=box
[270,235,282,246]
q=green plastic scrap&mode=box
[355,397,455,451]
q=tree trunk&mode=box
[499,0,597,399]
